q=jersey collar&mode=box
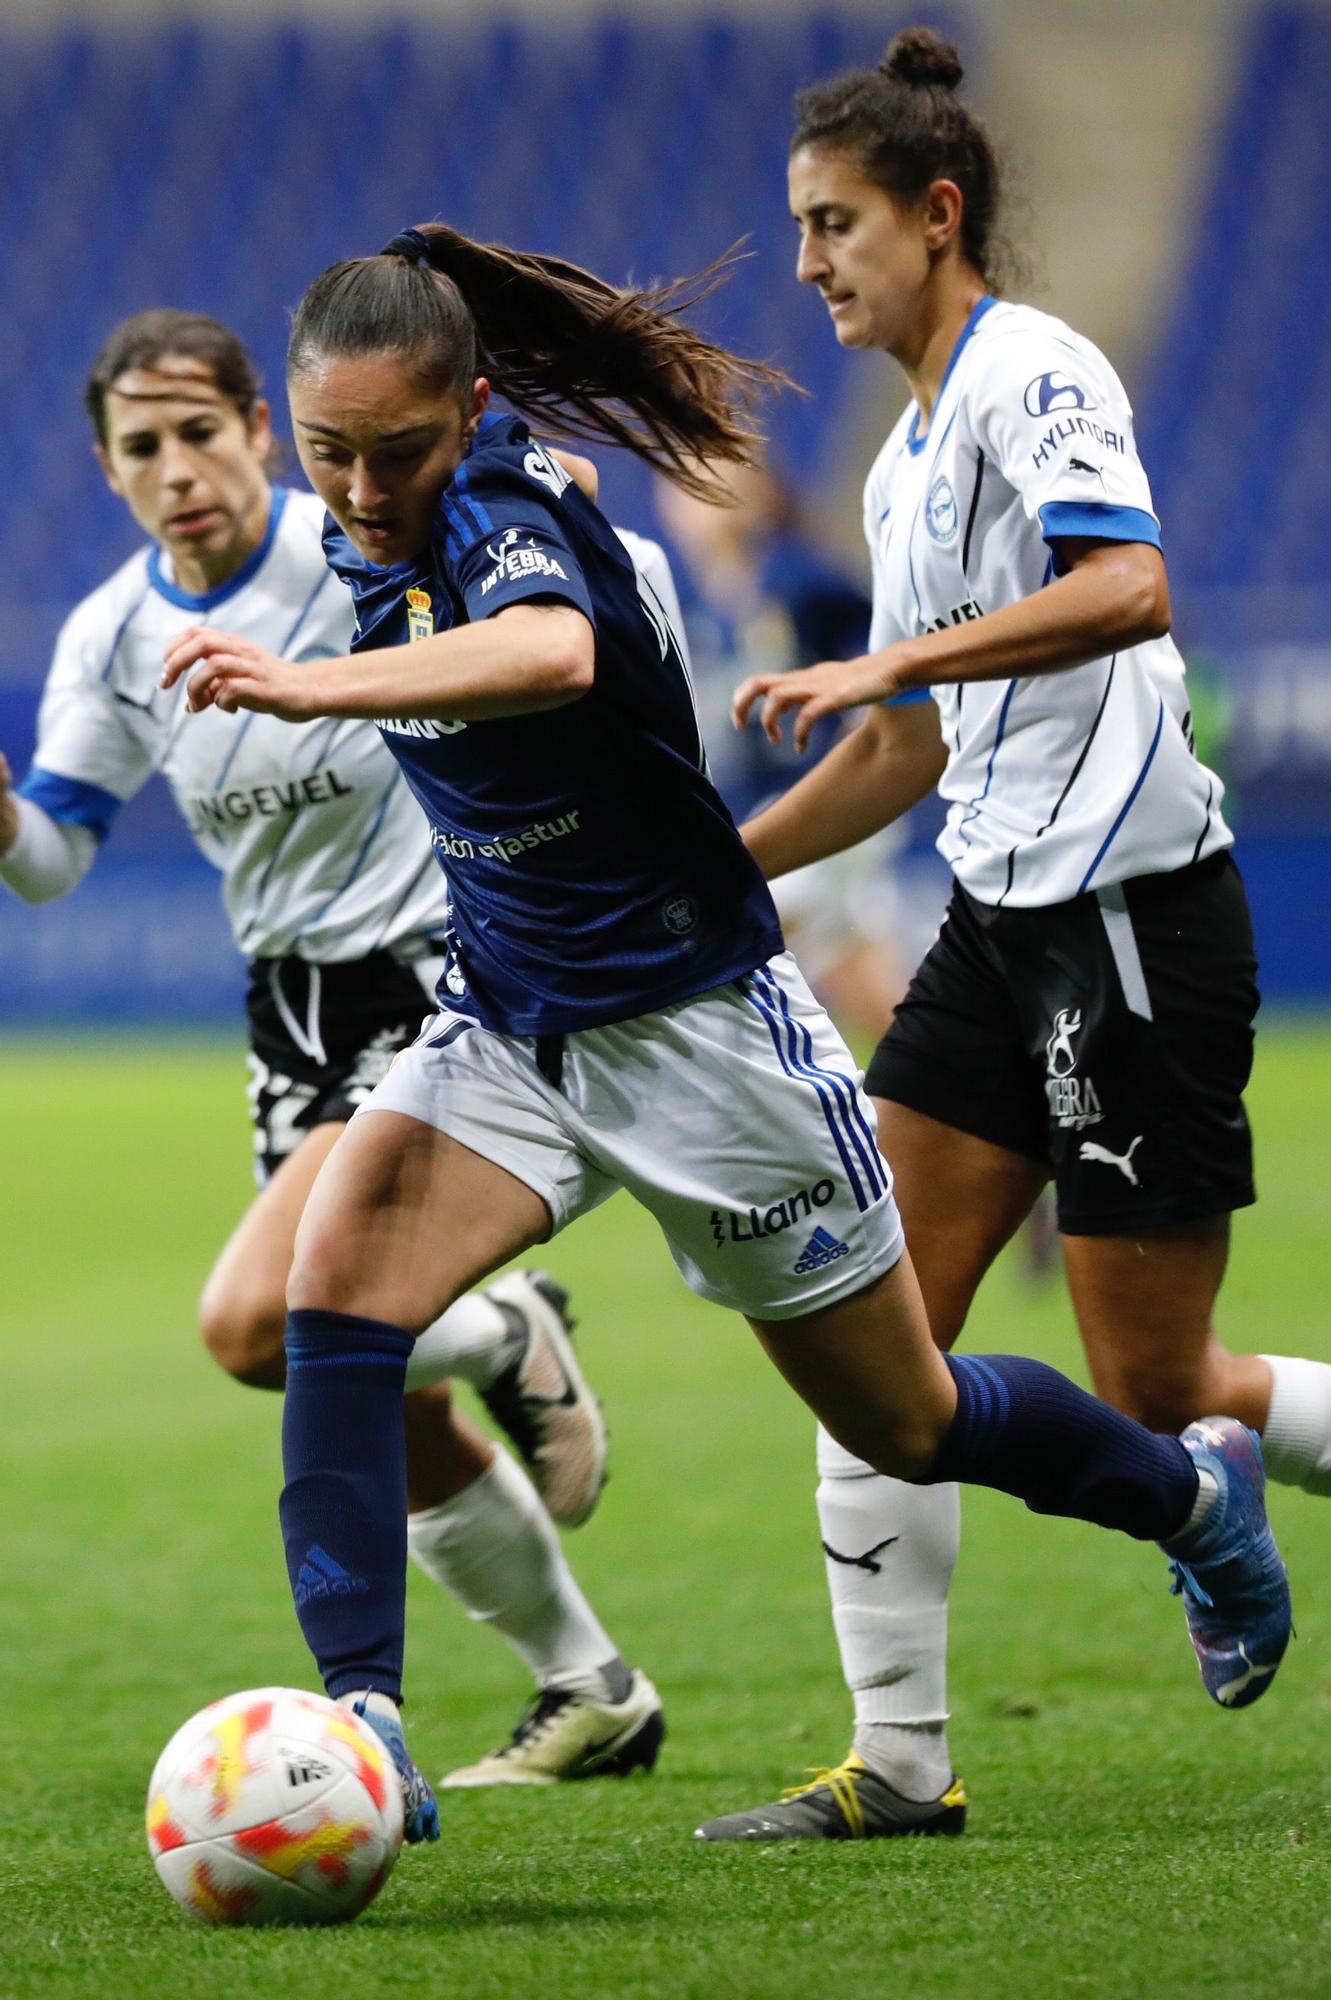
[905,295,997,456]
[148,487,288,611]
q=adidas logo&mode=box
[284,1753,334,1788]
[294,1544,371,1608]
[793,1226,851,1275]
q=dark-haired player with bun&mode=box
[163,221,1290,1846]
[699,26,1327,1841]
[0,309,669,1789]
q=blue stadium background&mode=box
[0,2,1327,1021]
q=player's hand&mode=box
[732,651,907,753]
[161,627,312,721]
[0,749,19,855]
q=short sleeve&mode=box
[443,451,596,626]
[19,605,154,838]
[972,327,1162,571]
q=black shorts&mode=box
[245,949,439,1183]
[865,851,1258,1235]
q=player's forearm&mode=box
[890,543,1171,694]
[743,708,946,881]
[302,609,595,722]
[0,796,96,903]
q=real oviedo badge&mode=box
[406,587,433,644]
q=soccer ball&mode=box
[146,1686,404,1925]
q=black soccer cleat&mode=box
[694,1750,966,1841]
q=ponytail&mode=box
[288,224,794,499]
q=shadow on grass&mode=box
[368,1897,666,1931]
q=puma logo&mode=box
[1215,1641,1277,1707]
[1078,1136,1144,1186]
[821,1536,899,1575]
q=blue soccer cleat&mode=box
[353,1698,441,1842]
[1163,1418,1292,1709]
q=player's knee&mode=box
[285,1225,381,1320]
[198,1281,286,1389]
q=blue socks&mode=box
[925,1354,1198,1541]
[280,1308,414,1702]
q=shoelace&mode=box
[781,1758,868,1837]
[1168,1560,1215,1609]
[498,1688,576,1757]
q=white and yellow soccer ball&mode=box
[146,1687,403,1925]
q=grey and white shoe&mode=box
[441,1670,665,1788]
[694,1750,966,1841]
[480,1270,608,1527]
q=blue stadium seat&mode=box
[0,8,944,666]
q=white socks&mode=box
[816,1425,960,1802]
[403,1292,514,1393]
[407,1447,620,1699]
[338,1689,399,1720]
[1259,1355,1331,1494]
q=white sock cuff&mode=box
[407,1445,539,1549]
[403,1292,511,1393]
[1260,1355,1331,1489]
[851,1662,951,1728]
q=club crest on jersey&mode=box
[661,895,697,935]
[406,587,434,643]
[925,475,959,545]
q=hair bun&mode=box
[880,27,964,92]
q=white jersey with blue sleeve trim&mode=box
[862,297,1230,907]
[20,488,447,960]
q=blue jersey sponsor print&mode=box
[323,414,783,1034]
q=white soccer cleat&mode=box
[441,1672,665,1789]
[479,1270,608,1527]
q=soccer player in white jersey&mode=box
[0,310,665,1786]
[701,26,1331,1841]
[162,222,1289,1846]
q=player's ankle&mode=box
[852,1720,951,1802]
[339,1689,401,1722]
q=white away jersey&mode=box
[863,297,1230,907]
[23,489,447,961]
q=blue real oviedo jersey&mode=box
[323,413,783,1035]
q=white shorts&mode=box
[770,829,905,985]
[361,952,905,1321]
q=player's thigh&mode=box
[290,1107,552,1328]
[199,1120,346,1379]
[749,1252,956,1477]
[581,955,904,1323]
[872,1097,1047,1347]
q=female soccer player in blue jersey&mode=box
[162,223,1291,1844]
[701,25,1331,1841]
[0,310,665,1788]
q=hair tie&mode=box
[380,228,431,265]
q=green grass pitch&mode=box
[2,1025,1330,2000]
